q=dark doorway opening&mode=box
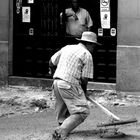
[13,0,117,83]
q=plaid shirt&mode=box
[51,43,93,85]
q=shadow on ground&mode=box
[69,129,140,140]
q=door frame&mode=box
[9,0,118,83]
[9,0,13,76]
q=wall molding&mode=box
[117,45,140,48]
[0,41,8,44]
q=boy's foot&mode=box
[52,128,67,140]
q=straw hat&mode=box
[76,31,101,45]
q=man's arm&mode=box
[81,77,88,96]
[49,49,61,75]
[86,10,93,30]
[49,59,57,75]
[81,53,93,96]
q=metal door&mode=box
[13,0,63,78]
[13,0,117,83]
[92,0,117,83]
[80,0,117,83]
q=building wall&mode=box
[117,0,140,91]
[0,0,140,90]
[0,0,9,41]
[117,0,140,46]
[0,0,9,85]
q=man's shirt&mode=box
[51,43,93,85]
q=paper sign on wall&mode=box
[100,0,110,29]
[98,28,103,36]
[22,7,31,23]
[100,11,110,29]
[110,28,116,36]
[100,0,110,11]
[29,28,34,35]
[28,0,34,4]
[16,0,22,14]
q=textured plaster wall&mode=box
[0,0,9,41]
[117,46,140,91]
[0,0,9,85]
[117,0,140,46]
[0,43,8,85]
[117,0,140,91]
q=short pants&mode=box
[52,79,90,124]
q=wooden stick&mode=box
[87,96,120,121]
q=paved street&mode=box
[0,86,140,140]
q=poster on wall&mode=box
[110,28,116,36]
[28,0,34,4]
[22,7,31,23]
[100,0,110,29]
[16,0,22,14]
[98,28,103,36]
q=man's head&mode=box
[76,31,101,53]
[71,0,79,12]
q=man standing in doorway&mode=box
[60,0,93,38]
[49,31,100,140]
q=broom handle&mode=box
[87,96,121,121]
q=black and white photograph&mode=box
[0,0,140,139]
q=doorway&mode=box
[13,0,117,83]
